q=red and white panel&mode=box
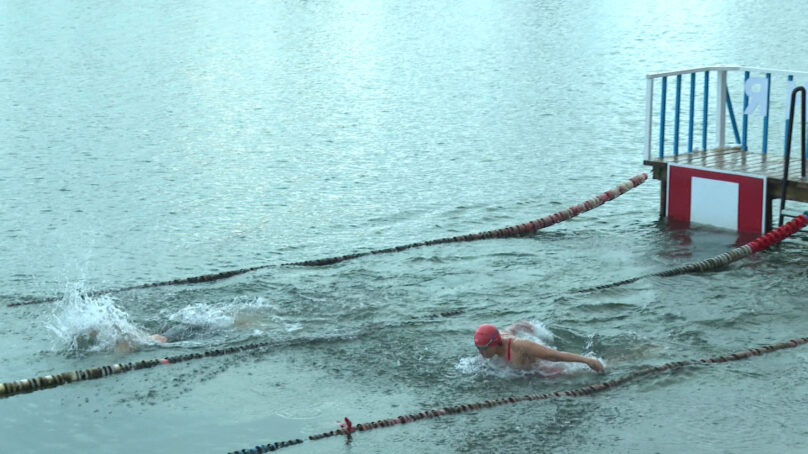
[666,164,767,234]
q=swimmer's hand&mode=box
[149,334,168,343]
[586,358,605,373]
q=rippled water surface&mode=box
[3,1,808,453]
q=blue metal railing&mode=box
[702,71,709,152]
[644,66,808,161]
[658,76,666,158]
[761,72,771,154]
[742,70,749,151]
[726,89,741,144]
[673,74,681,154]
[687,72,695,155]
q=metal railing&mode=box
[779,86,807,226]
[644,65,808,161]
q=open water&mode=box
[2,1,808,453]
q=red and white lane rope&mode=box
[285,173,648,266]
[228,336,808,453]
[10,174,647,307]
[577,212,808,293]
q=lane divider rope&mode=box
[7,266,269,308]
[227,336,808,453]
[0,340,280,398]
[283,173,648,266]
[0,310,464,399]
[575,212,808,294]
[9,174,647,307]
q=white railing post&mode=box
[716,69,728,148]
[645,77,654,161]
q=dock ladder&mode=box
[779,86,808,227]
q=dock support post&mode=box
[653,165,668,218]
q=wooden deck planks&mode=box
[645,147,808,200]
[644,147,808,228]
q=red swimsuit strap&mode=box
[507,338,513,362]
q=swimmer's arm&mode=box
[114,340,134,353]
[524,343,604,373]
[503,321,535,336]
[115,334,166,353]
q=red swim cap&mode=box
[474,324,501,347]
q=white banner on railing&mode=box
[744,77,769,117]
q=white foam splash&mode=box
[516,320,554,345]
[45,283,150,352]
[167,303,235,328]
[160,296,301,336]
[455,354,586,378]
[533,322,554,340]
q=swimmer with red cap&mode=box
[474,323,604,373]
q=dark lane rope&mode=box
[284,173,648,266]
[8,174,647,308]
[575,212,808,294]
[227,337,808,453]
[8,265,270,307]
[0,309,461,399]
[0,339,283,399]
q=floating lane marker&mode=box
[284,173,648,266]
[576,212,808,293]
[10,174,648,307]
[227,336,808,453]
[0,317,457,399]
[0,338,292,398]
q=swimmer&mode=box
[119,324,210,350]
[80,329,168,353]
[474,323,604,373]
[148,334,168,343]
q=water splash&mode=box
[166,302,236,328]
[518,320,555,344]
[154,296,301,343]
[45,283,151,353]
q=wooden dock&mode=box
[644,147,808,231]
